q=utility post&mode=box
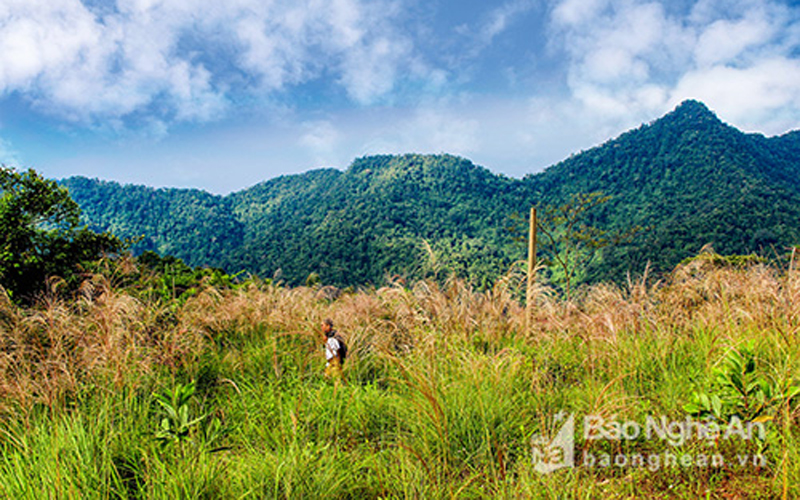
[527,206,537,333]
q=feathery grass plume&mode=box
[0,248,795,497]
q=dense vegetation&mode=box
[532,100,800,282]
[0,252,797,498]
[0,167,120,302]
[224,155,523,289]
[3,100,800,497]
[61,100,800,291]
[58,177,243,267]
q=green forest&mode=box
[60,100,800,292]
[0,100,799,499]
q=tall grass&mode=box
[0,253,797,498]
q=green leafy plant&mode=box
[685,343,799,423]
[154,381,206,448]
[0,166,120,301]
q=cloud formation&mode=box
[3,0,800,192]
[0,137,20,166]
[4,0,800,137]
[549,0,800,134]
[0,0,427,126]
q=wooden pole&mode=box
[527,207,537,333]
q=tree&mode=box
[0,166,121,301]
[536,192,642,298]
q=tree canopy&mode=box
[0,167,121,301]
[60,100,800,292]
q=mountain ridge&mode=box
[61,100,800,288]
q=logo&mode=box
[531,412,768,474]
[531,411,575,474]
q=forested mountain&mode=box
[59,177,244,267]
[526,100,800,281]
[224,155,525,287]
[62,100,800,289]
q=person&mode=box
[321,318,344,381]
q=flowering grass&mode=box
[0,253,797,498]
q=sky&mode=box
[1,0,800,194]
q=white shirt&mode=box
[325,336,341,362]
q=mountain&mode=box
[528,100,800,279]
[224,155,524,287]
[61,100,800,288]
[59,177,244,267]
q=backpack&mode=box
[333,333,348,362]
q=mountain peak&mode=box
[673,99,712,114]
[661,99,722,129]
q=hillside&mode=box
[528,100,800,279]
[60,177,244,268]
[62,100,800,288]
[223,155,523,287]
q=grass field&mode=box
[0,253,797,498]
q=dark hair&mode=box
[324,318,334,327]
[323,318,335,337]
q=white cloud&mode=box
[548,0,800,133]
[413,108,480,155]
[553,1,675,86]
[672,58,800,133]
[694,15,773,66]
[0,1,102,89]
[0,0,427,126]
[452,0,538,64]
[352,103,480,159]
[339,36,412,104]
[480,0,536,44]
[551,0,609,27]
[299,119,342,166]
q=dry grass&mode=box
[0,256,797,410]
[0,255,797,498]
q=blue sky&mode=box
[2,0,800,193]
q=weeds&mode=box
[154,381,205,448]
[0,255,796,497]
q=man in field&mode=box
[321,318,346,381]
